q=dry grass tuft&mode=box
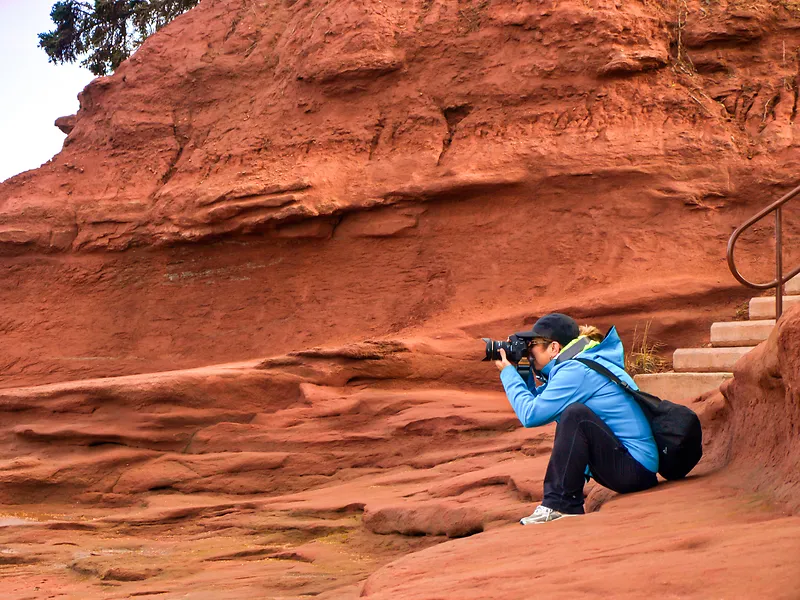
[732,300,750,321]
[626,321,669,376]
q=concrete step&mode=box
[673,347,754,372]
[710,319,775,347]
[634,372,732,402]
[787,274,800,295]
[749,296,800,319]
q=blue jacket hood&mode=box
[580,326,625,368]
[540,326,625,379]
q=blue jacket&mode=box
[499,327,658,473]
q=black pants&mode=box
[543,403,658,514]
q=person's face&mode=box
[528,338,561,370]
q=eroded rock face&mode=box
[363,502,485,538]
[1,4,800,595]
[721,304,800,512]
[2,0,800,255]
[0,327,797,598]
[0,336,522,505]
[54,115,76,135]
[1,0,799,387]
[0,335,549,597]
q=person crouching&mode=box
[494,313,658,524]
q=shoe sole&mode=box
[520,513,581,525]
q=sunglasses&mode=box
[527,338,554,348]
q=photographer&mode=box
[493,313,658,524]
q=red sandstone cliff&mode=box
[1,0,799,255]
[1,0,800,386]
[0,1,799,598]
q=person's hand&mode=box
[494,348,513,371]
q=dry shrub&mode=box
[626,321,669,376]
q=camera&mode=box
[482,334,528,363]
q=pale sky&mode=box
[0,0,96,182]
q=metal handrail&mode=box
[727,182,800,319]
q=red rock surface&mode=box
[720,304,800,513]
[2,0,800,386]
[1,0,800,597]
[0,309,799,598]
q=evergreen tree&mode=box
[39,0,200,76]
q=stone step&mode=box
[749,296,800,319]
[634,372,732,402]
[673,347,754,372]
[710,319,775,347]
[787,274,800,295]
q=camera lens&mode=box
[481,338,497,361]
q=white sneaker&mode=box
[520,505,580,525]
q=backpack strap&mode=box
[573,357,632,390]
[573,357,661,410]
[554,337,592,365]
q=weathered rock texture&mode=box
[2,0,799,255]
[720,303,800,512]
[1,0,800,386]
[0,310,798,598]
[1,0,800,598]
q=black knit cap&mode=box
[515,313,580,347]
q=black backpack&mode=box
[574,357,703,481]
